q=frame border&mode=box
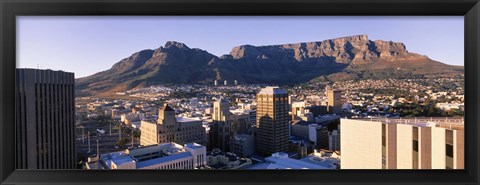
[1,0,479,185]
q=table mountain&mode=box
[75,35,463,96]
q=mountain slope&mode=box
[75,35,463,96]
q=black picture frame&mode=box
[1,0,479,185]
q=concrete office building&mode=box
[248,110,256,132]
[231,134,255,157]
[255,87,290,156]
[305,106,327,117]
[326,85,342,114]
[15,69,76,169]
[310,124,330,150]
[291,120,309,139]
[86,142,206,169]
[209,98,234,151]
[340,118,464,169]
[230,109,254,135]
[209,100,255,152]
[291,120,336,150]
[328,129,340,152]
[141,104,206,146]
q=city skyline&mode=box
[14,68,465,170]
[14,16,465,170]
[17,16,464,78]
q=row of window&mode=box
[151,159,194,169]
[33,83,75,169]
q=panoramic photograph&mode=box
[16,16,464,170]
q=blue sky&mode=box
[17,16,464,78]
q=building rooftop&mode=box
[317,114,341,121]
[247,152,336,170]
[258,86,287,95]
[185,142,204,150]
[230,109,251,115]
[96,152,130,169]
[160,103,174,111]
[292,120,330,127]
[111,156,136,167]
[93,142,205,169]
[298,154,339,169]
[217,98,229,104]
[347,117,464,130]
[233,134,253,141]
[127,142,183,153]
[247,162,271,169]
[176,116,202,123]
[100,151,127,159]
[292,120,313,126]
[207,148,252,169]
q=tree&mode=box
[116,138,131,148]
[133,130,141,138]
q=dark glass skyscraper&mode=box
[255,86,289,156]
[15,69,75,169]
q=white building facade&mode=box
[86,142,207,170]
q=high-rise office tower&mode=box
[224,80,228,86]
[213,98,231,121]
[341,118,464,169]
[214,80,218,86]
[15,68,76,169]
[326,85,342,114]
[209,98,233,151]
[255,86,290,156]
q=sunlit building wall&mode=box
[340,118,464,169]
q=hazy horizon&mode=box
[17,16,464,78]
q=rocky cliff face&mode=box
[76,35,463,96]
[225,35,409,63]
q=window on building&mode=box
[446,144,454,157]
[413,140,418,152]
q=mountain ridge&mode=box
[76,35,463,96]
